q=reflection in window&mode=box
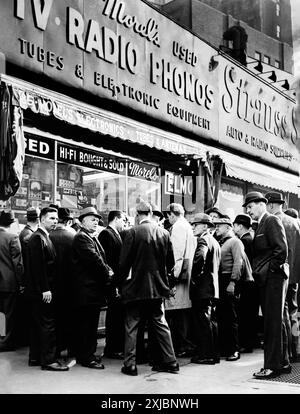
[127,177,161,219]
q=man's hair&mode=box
[40,207,57,220]
[108,210,123,223]
[166,203,185,216]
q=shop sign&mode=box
[128,161,160,182]
[219,61,300,173]
[25,133,54,159]
[57,142,126,174]
[164,171,193,196]
[0,0,218,141]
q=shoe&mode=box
[28,359,40,367]
[190,357,215,365]
[226,352,240,361]
[176,350,193,358]
[253,368,281,379]
[152,362,179,374]
[41,362,69,371]
[281,365,292,374]
[121,365,138,376]
[214,358,220,364]
[81,360,105,369]
[239,347,253,354]
[104,352,124,360]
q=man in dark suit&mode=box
[27,207,68,371]
[189,213,221,365]
[72,206,113,369]
[49,207,76,360]
[98,210,126,360]
[0,211,23,351]
[265,192,300,362]
[17,207,39,346]
[233,214,259,353]
[119,201,178,376]
[244,191,289,379]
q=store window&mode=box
[276,25,281,38]
[217,181,245,220]
[127,161,161,219]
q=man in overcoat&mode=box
[189,213,221,365]
[119,201,178,376]
[0,210,23,351]
[244,191,289,379]
[265,192,300,362]
[72,206,113,369]
[27,207,68,371]
[99,210,126,360]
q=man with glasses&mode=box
[190,213,221,365]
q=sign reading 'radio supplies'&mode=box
[0,0,218,141]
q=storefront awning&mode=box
[216,148,300,195]
[0,74,207,161]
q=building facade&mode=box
[0,0,299,230]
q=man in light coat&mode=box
[165,203,197,357]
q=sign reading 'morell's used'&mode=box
[0,0,218,143]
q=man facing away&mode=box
[244,191,289,379]
[0,211,24,352]
[265,192,300,362]
[27,207,69,371]
[98,210,126,360]
[190,213,221,365]
[119,201,178,376]
[164,203,197,358]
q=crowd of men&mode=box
[0,190,300,380]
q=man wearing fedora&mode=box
[233,214,259,353]
[214,216,245,361]
[265,192,300,362]
[0,210,24,352]
[190,213,221,365]
[72,206,114,369]
[243,191,289,379]
[49,207,76,360]
[27,206,69,371]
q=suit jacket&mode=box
[119,219,175,304]
[240,231,254,266]
[275,212,300,284]
[19,224,34,287]
[72,228,111,307]
[190,230,221,301]
[0,227,23,292]
[252,212,288,286]
[27,228,56,297]
[98,226,122,279]
[49,225,75,303]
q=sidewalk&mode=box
[1,339,300,394]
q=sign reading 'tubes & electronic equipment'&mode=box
[0,0,218,142]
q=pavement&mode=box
[1,338,300,395]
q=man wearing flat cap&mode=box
[214,216,245,362]
[190,213,221,365]
[72,206,114,369]
[50,208,76,360]
[265,192,300,363]
[233,214,259,353]
[0,211,24,351]
[119,201,178,376]
[243,191,289,379]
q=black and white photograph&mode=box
[1,0,300,400]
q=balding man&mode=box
[244,191,289,379]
